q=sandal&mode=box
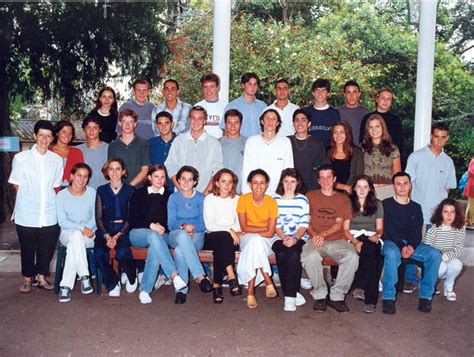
[213,287,224,304]
[247,294,257,309]
[228,278,242,296]
[19,279,32,293]
[266,284,278,299]
[36,278,54,290]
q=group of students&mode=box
[8,72,467,314]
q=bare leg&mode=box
[226,265,236,280]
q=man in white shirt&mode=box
[195,73,227,139]
[9,120,63,293]
[242,109,294,195]
[265,78,299,137]
[165,106,223,194]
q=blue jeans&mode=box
[129,228,178,294]
[405,224,433,284]
[168,229,205,294]
[381,240,441,300]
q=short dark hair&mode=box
[275,78,289,87]
[311,78,331,92]
[155,111,173,123]
[164,79,179,90]
[176,165,199,188]
[431,122,450,134]
[102,158,128,180]
[343,80,360,92]
[201,73,220,87]
[82,116,101,129]
[292,109,310,122]
[224,109,243,124]
[275,168,304,196]
[34,120,55,135]
[247,169,270,184]
[241,72,260,86]
[317,164,336,178]
[70,162,92,186]
[53,120,76,144]
[119,109,138,123]
[259,109,282,133]
[392,171,411,184]
[146,164,168,187]
[133,79,151,90]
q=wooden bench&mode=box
[120,247,338,269]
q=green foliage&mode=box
[165,3,473,174]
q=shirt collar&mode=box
[185,131,207,141]
[147,186,165,195]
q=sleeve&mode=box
[95,191,108,237]
[348,147,365,185]
[167,193,179,231]
[241,140,253,194]
[298,196,310,228]
[151,106,159,137]
[107,142,115,160]
[391,115,404,156]
[8,154,21,185]
[236,195,247,214]
[195,195,207,233]
[164,139,180,178]
[405,152,417,183]
[339,196,353,220]
[53,157,64,189]
[283,138,294,169]
[407,203,423,248]
[140,140,151,167]
[85,188,97,231]
[173,104,189,135]
[443,228,465,260]
[423,226,435,246]
[220,103,232,130]
[119,192,132,235]
[268,197,279,219]
[391,145,400,159]
[446,159,457,189]
[56,192,82,230]
[211,140,224,175]
[359,114,369,144]
[375,200,384,219]
[128,190,142,229]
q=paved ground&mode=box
[1,222,473,356]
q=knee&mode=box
[427,247,442,264]
[382,244,400,263]
[449,258,463,273]
[115,247,131,261]
[301,248,322,267]
[94,248,109,263]
[175,230,192,245]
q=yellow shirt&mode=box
[237,193,278,228]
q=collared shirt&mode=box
[265,101,300,137]
[165,131,223,192]
[8,145,63,227]
[406,145,457,224]
[151,99,192,135]
[220,96,267,137]
[195,98,227,139]
[118,101,155,140]
[108,135,151,185]
[147,186,165,195]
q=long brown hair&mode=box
[361,114,395,157]
[349,175,379,216]
[211,168,238,198]
[93,86,118,116]
[328,121,354,160]
[430,198,465,229]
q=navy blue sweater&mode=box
[382,197,423,249]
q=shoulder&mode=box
[255,99,267,108]
[295,194,309,203]
[85,186,97,197]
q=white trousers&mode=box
[59,229,94,289]
[438,258,462,292]
[237,234,276,286]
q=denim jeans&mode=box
[130,228,179,294]
[168,229,205,294]
[381,240,441,300]
[405,224,433,284]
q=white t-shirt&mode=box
[195,99,227,139]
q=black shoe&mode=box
[175,292,187,304]
[228,278,242,296]
[199,277,213,293]
[327,299,350,313]
[382,299,396,314]
[313,298,327,312]
[213,287,224,304]
[418,298,432,313]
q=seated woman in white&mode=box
[237,169,278,309]
[56,163,96,302]
[423,198,466,301]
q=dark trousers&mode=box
[16,224,59,277]
[204,231,239,285]
[352,235,383,305]
[94,237,136,292]
[272,239,305,297]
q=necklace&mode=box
[294,137,309,151]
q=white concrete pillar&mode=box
[413,0,438,150]
[212,0,232,102]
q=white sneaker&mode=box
[139,291,152,304]
[295,292,306,306]
[445,289,456,301]
[284,297,296,311]
[300,278,312,290]
[109,282,121,297]
[121,272,128,284]
[172,275,187,292]
[138,272,144,284]
[126,276,138,293]
[154,274,167,290]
